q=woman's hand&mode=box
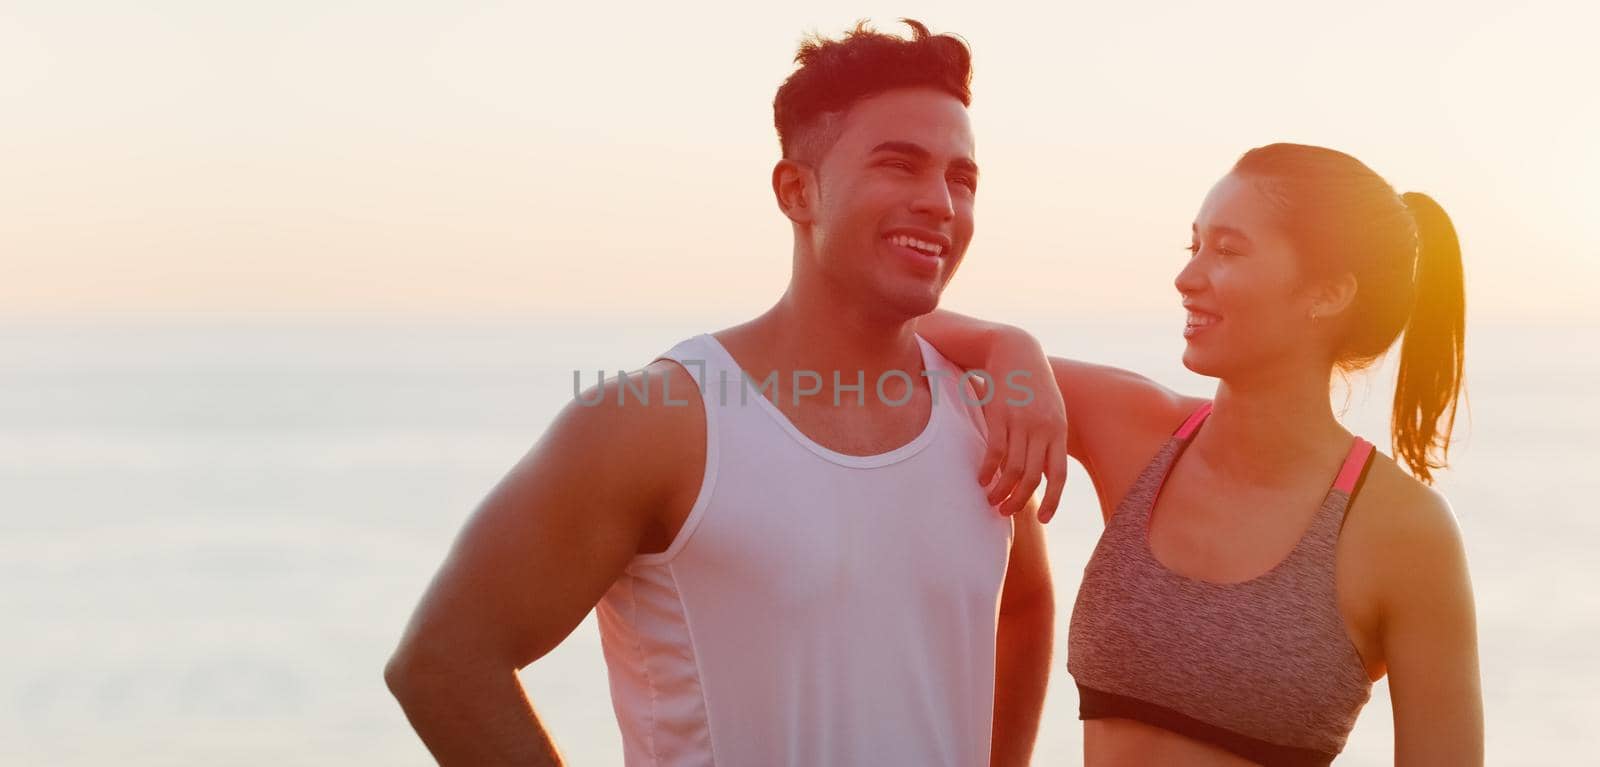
[976,329,1068,522]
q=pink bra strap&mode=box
[1173,402,1214,439]
[1333,438,1375,494]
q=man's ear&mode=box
[1309,271,1359,320]
[772,158,817,225]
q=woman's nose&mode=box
[1174,254,1207,295]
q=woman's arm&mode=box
[916,309,1200,522]
[915,308,1022,371]
[1379,487,1485,765]
[916,310,1068,521]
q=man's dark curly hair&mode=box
[773,19,973,167]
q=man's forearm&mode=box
[387,659,563,766]
[990,602,1053,767]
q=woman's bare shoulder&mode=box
[1343,451,1472,616]
[1046,357,1206,516]
[1351,454,1463,551]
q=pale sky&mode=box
[4,0,1596,322]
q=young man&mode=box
[384,20,1056,766]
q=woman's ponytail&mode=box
[1391,192,1466,484]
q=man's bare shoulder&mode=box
[564,356,705,445]
[546,357,707,503]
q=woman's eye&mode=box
[1184,243,1200,256]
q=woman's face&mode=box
[1177,172,1326,379]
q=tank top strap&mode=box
[652,334,719,395]
[655,333,773,416]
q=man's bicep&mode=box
[398,396,667,670]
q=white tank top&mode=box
[594,332,1015,766]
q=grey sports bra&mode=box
[1067,402,1376,766]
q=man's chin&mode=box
[878,289,942,323]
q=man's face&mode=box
[806,87,977,319]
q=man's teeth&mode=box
[1186,312,1219,327]
[890,234,943,257]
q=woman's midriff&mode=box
[1084,718,1262,767]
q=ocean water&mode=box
[2,315,1593,765]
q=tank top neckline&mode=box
[1139,403,1375,588]
[696,332,944,469]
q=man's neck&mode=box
[726,288,926,399]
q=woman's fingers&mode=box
[1000,430,1047,517]
[973,361,1068,519]
[989,423,1029,509]
[978,410,1007,487]
[1038,436,1067,523]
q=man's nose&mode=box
[909,176,955,221]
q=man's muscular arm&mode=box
[384,360,703,765]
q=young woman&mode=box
[919,143,1484,766]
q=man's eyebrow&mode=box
[870,141,979,175]
[870,140,931,159]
